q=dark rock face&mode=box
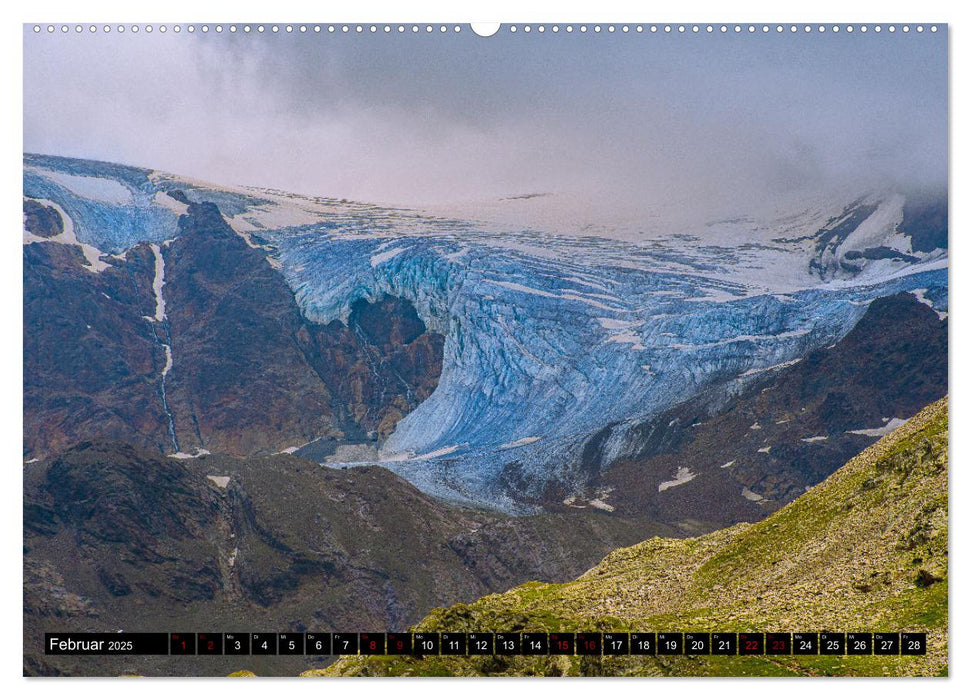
[843,246,919,263]
[161,202,342,455]
[23,199,63,238]
[23,241,171,457]
[901,192,948,253]
[165,189,190,205]
[299,297,445,441]
[593,292,948,528]
[26,442,224,605]
[24,443,660,676]
[23,201,444,459]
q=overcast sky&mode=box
[24,26,947,225]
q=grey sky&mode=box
[24,26,947,225]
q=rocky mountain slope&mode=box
[24,195,443,460]
[318,398,948,677]
[23,443,666,676]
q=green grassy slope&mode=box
[314,397,948,677]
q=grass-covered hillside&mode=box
[313,398,948,677]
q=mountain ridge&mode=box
[23,152,948,512]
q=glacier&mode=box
[23,154,948,512]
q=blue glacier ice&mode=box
[23,154,948,512]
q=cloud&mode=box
[24,27,947,228]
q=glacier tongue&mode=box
[23,155,949,512]
[267,212,945,511]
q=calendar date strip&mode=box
[45,631,928,657]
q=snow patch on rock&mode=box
[659,466,696,492]
[846,418,907,437]
[152,190,189,216]
[23,198,112,273]
[589,498,615,512]
[741,487,764,502]
[149,244,167,321]
[170,449,211,459]
[910,288,948,320]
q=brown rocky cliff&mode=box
[160,202,342,455]
[23,200,444,459]
[23,240,171,457]
[299,296,444,441]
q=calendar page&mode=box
[23,20,948,678]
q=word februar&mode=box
[48,637,107,652]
